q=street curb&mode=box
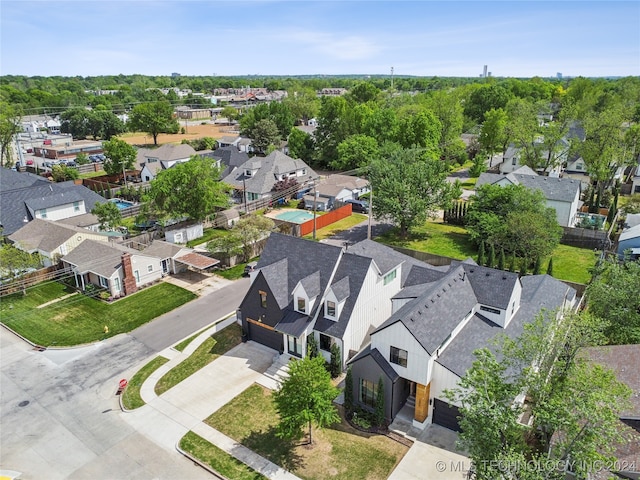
[175,439,230,480]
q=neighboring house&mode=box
[238,233,449,369]
[7,218,111,266]
[476,166,582,227]
[61,239,163,297]
[631,159,640,194]
[34,139,103,161]
[136,144,197,182]
[164,222,204,244]
[212,146,249,178]
[223,151,316,202]
[617,223,640,260]
[140,239,219,274]
[579,345,640,480]
[0,168,106,236]
[303,174,371,209]
[499,143,565,176]
[217,136,241,149]
[348,262,577,432]
[56,212,101,231]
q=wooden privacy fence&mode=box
[299,204,352,236]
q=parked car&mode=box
[26,159,34,166]
[345,199,369,214]
[66,160,77,167]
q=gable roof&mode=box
[222,151,316,195]
[212,146,250,177]
[321,174,369,191]
[348,345,400,382]
[0,169,106,235]
[8,218,106,252]
[141,240,188,259]
[145,143,196,162]
[620,223,640,242]
[462,263,519,310]
[436,274,575,377]
[477,169,581,203]
[61,239,141,278]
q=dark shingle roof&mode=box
[462,263,519,310]
[436,274,575,377]
[0,169,106,235]
[476,169,580,203]
[212,146,249,177]
[314,253,371,339]
[331,276,350,302]
[299,271,321,298]
[260,258,289,309]
[347,345,400,382]
[275,309,310,337]
[375,265,478,354]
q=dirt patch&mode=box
[120,124,239,147]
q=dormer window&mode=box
[297,297,306,313]
[245,169,253,177]
[326,301,336,317]
[383,269,397,285]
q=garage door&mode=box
[248,321,283,352]
[433,398,462,432]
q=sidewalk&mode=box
[123,319,301,480]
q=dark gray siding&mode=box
[239,272,284,351]
[350,353,397,421]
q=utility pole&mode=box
[367,186,373,240]
[312,182,318,240]
[390,66,394,91]
[243,178,248,213]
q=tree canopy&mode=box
[144,156,230,221]
[465,183,562,260]
[102,137,137,176]
[91,201,122,231]
[0,102,22,167]
[369,146,461,238]
[128,101,179,145]
[447,311,630,480]
[273,355,340,444]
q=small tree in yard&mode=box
[307,334,319,358]
[374,377,385,428]
[533,255,542,275]
[477,241,486,267]
[487,243,495,268]
[497,248,506,271]
[233,214,275,262]
[206,233,243,264]
[273,355,340,445]
[329,343,341,378]
[344,366,354,413]
[91,201,122,231]
[546,257,554,276]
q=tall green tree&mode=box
[144,156,230,221]
[315,96,350,167]
[250,118,281,154]
[447,312,629,480]
[233,214,275,262]
[0,244,41,288]
[102,138,137,176]
[0,102,22,167]
[128,101,179,145]
[585,258,640,344]
[287,127,315,163]
[479,107,507,166]
[369,146,461,238]
[51,164,79,182]
[273,355,340,445]
[91,201,122,230]
[332,134,379,171]
[424,90,465,163]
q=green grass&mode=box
[377,221,476,260]
[187,228,231,248]
[0,282,196,346]
[180,431,267,480]
[205,384,408,480]
[173,313,236,352]
[303,213,368,241]
[122,356,169,410]
[459,177,478,189]
[155,323,242,395]
[377,221,595,284]
[215,257,259,281]
[79,170,106,179]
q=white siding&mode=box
[47,231,110,264]
[430,362,463,407]
[547,199,573,227]
[342,263,400,363]
[130,255,162,286]
[31,202,87,222]
[371,321,432,385]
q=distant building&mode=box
[171,72,181,77]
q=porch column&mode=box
[414,382,431,423]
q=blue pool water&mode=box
[110,199,135,210]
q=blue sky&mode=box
[1,1,639,78]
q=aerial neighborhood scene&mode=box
[2,1,640,479]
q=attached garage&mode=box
[247,319,283,352]
[432,398,462,432]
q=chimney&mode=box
[121,253,137,296]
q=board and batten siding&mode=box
[342,263,400,363]
[371,321,431,385]
[430,361,464,408]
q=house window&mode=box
[320,333,332,351]
[326,301,336,317]
[576,163,583,170]
[359,378,377,407]
[512,157,517,165]
[480,305,501,315]
[301,168,307,175]
[113,277,121,292]
[134,270,140,283]
[147,158,158,163]
[390,346,408,367]
[511,302,515,315]
[147,265,153,273]
[99,276,108,288]
[383,269,397,285]
[259,290,267,308]
[297,297,306,313]
[40,208,47,219]
[73,201,80,212]
[245,169,252,177]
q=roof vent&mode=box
[436,293,441,298]
[469,269,474,273]
[486,272,490,277]
[502,275,507,280]
[418,310,422,315]
[431,299,435,303]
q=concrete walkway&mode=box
[122,319,301,480]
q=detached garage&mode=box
[432,399,462,432]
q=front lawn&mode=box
[0,282,196,346]
[180,431,267,480]
[376,221,595,284]
[154,323,242,395]
[204,384,408,480]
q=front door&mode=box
[287,335,302,357]
[162,259,170,274]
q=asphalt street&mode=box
[0,277,251,480]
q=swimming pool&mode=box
[275,210,316,224]
[110,199,136,210]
